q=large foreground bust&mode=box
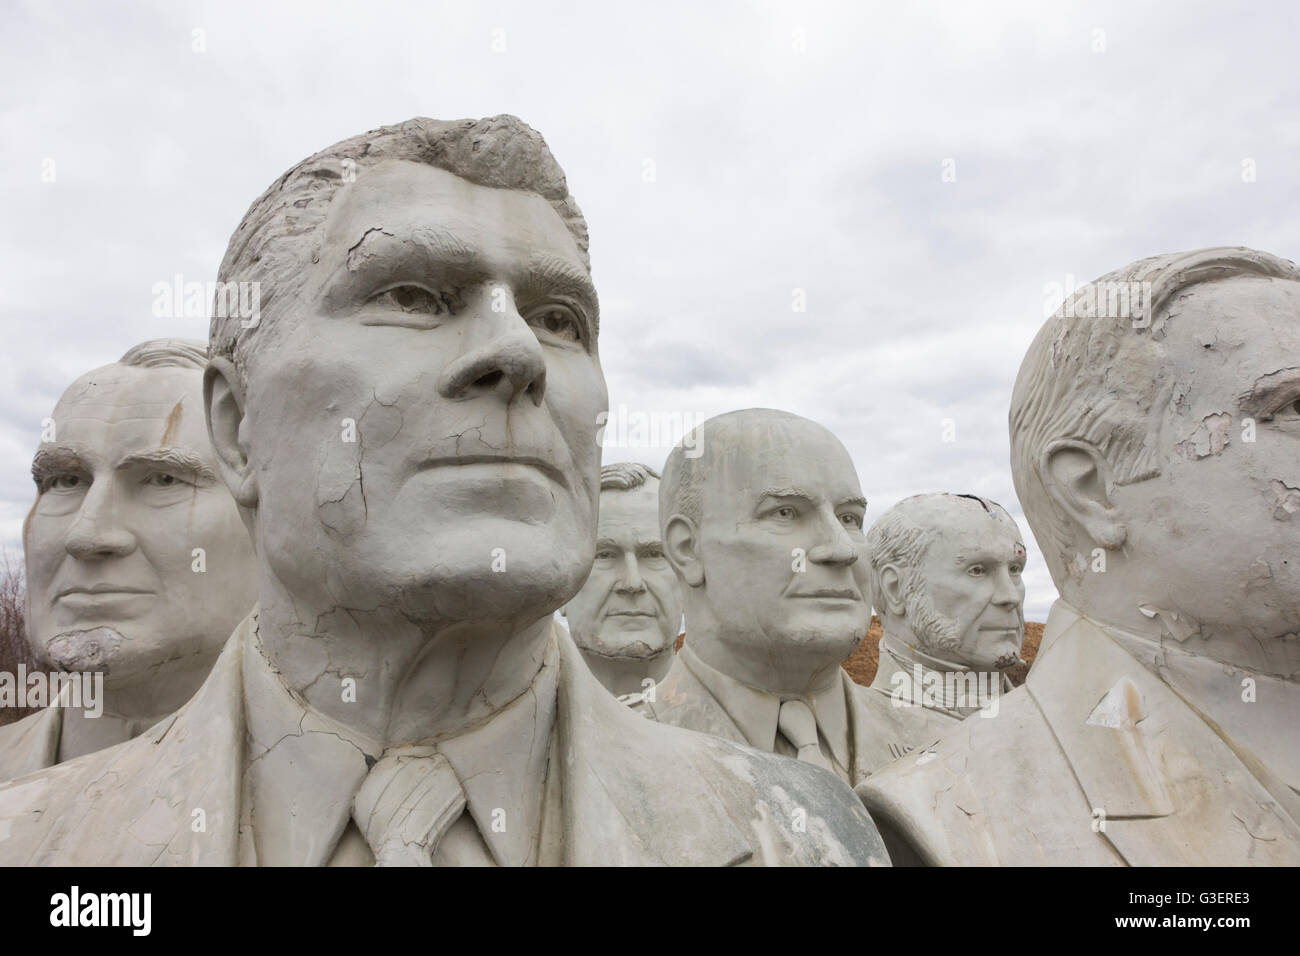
[861,247,1300,865]
[0,116,883,866]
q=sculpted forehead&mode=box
[599,483,660,536]
[322,160,587,278]
[930,512,1025,564]
[705,415,861,500]
[49,365,209,460]
[1161,279,1300,383]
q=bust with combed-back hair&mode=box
[0,117,886,868]
[641,408,951,789]
[860,247,1300,866]
[865,493,1026,719]
[0,338,257,782]
[561,462,684,699]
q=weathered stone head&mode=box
[660,409,870,694]
[867,493,1026,671]
[1010,246,1300,668]
[562,462,683,696]
[205,116,607,633]
[25,339,257,710]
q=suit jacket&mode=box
[0,707,61,782]
[857,601,1300,866]
[0,614,887,866]
[642,646,951,789]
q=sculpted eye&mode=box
[595,549,618,561]
[142,472,192,488]
[525,304,583,344]
[1010,564,1024,576]
[772,506,796,520]
[1271,398,1300,421]
[839,513,863,529]
[365,284,458,321]
[46,474,85,493]
[967,564,987,577]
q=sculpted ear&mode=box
[663,514,705,588]
[876,565,908,617]
[1040,439,1126,550]
[204,357,258,509]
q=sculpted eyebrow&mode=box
[118,448,217,484]
[837,496,868,510]
[31,448,87,485]
[520,255,600,330]
[1239,367,1300,419]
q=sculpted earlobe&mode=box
[878,565,907,617]
[1040,439,1127,552]
[204,357,259,509]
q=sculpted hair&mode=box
[119,338,209,371]
[600,462,660,492]
[1009,246,1300,583]
[209,114,590,375]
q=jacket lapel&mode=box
[555,626,752,866]
[1029,605,1300,866]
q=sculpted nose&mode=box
[615,553,646,593]
[437,316,547,406]
[807,509,859,567]
[65,483,136,560]
[991,566,1023,606]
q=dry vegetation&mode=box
[0,545,39,726]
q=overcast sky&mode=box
[2,0,1297,618]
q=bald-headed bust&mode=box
[0,339,257,780]
[562,462,683,699]
[867,493,1026,719]
[640,408,950,787]
[861,247,1300,865]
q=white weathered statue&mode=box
[0,117,885,867]
[861,247,1300,865]
[0,339,257,780]
[561,462,683,700]
[640,409,951,786]
[866,493,1025,719]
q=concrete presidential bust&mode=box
[861,247,1300,865]
[640,409,950,787]
[561,462,683,699]
[866,493,1026,720]
[0,339,257,780]
[0,117,885,867]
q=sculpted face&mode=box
[238,160,607,625]
[909,511,1026,670]
[1110,277,1300,637]
[565,482,682,660]
[25,365,256,685]
[694,418,870,668]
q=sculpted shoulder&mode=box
[659,718,891,866]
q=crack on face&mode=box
[1269,479,1300,521]
[1173,412,1232,460]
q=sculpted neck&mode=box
[878,623,976,676]
[59,653,216,761]
[684,599,844,696]
[578,647,674,697]
[1062,579,1300,680]
[255,575,552,748]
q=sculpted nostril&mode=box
[473,369,504,391]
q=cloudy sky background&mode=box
[2,0,1297,619]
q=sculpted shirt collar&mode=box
[877,631,1013,717]
[677,642,850,772]
[241,609,560,866]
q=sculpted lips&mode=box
[56,584,154,599]
[417,454,568,489]
[789,587,861,600]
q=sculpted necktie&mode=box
[352,745,466,866]
[777,698,834,772]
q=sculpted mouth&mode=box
[56,585,154,599]
[789,588,861,600]
[978,625,1021,633]
[418,455,568,489]
[607,609,656,617]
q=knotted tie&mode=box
[352,745,466,867]
[777,698,833,772]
